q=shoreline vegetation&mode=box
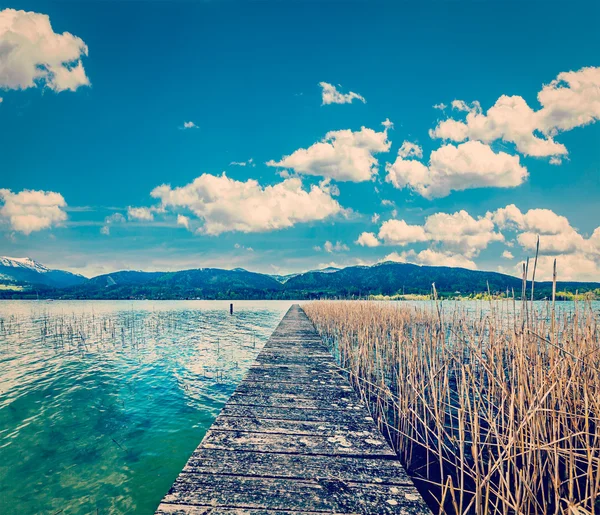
[1,260,599,301]
[303,296,600,514]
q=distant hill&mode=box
[0,256,87,290]
[63,268,284,300]
[0,258,598,300]
[283,261,521,297]
[270,266,341,284]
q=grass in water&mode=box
[304,299,600,514]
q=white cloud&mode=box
[0,8,90,91]
[100,212,126,235]
[106,212,126,224]
[177,214,190,229]
[322,240,349,253]
[0,188,67,234]
[355,232,380,247]
[490,204,594,256]
[430,67,600,158]
[451,100,482,114]
[381,118,394,130]
[127,206,155,221]
[433,103,447,110]
[386,140,528,198]
[397,141,423,159]
[182,121,197,129]
[267,123,391,182]
[150,173,343,235]
[230,158,255,167]
[371,213,380,224]
[378,219,428,246]
[376,210,503,258]
[515,254,600,282]
[384,249,478,270]
[502,250,514,259]
[319,82,366,105]
[490,204,600,280]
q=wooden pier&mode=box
[156,304,430,514]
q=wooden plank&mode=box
[210,415,378,436]
[183,448,413,484]
[235,381,354,397]
[201,429,394,457]
[219,404,378,424]
[155,304,430,514]
[162,474,429,514]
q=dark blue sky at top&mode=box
[1,0,599,277]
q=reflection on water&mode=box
[0,300,293,514]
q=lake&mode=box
[0,300,293,514]
[0,299,595,514]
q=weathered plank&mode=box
[201,429,393,457]
[161,474,427,514]
[155,304,430,514]
[210,415,378,435]
[183,448,413,484]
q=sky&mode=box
[0,0,599,280]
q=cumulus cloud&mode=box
[490,204,595,256]
[267,122,391,182]
[451,100,482,114]
[150,173,343,235]
[378,219,428,246]
[386,140,528,198]
[489,204,600,280]
[177,214,190,229]
[319,82,366,105]
[384,249,478,270]
[0,8,90,91]
[514,254,600,282]
[355,232,381,247]
[0,188,67,234]
[323,240,349,253]
[127,206,155,222]
[375,210,503,257]
[100,212,126,235]
[355,203,599,280]
[397,141,423,159]
[430,66,600,158]
[182,121,198,129]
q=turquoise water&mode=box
[0,300,292,514]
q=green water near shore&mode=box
[0,300,292,514]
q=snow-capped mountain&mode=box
[0,257,87,289]
[0,257,50,274]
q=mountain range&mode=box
[1,256,598,300]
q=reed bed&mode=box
[304,300,600,514]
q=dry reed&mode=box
[304,299,600,514]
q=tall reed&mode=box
[304,300,600,514]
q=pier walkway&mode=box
[156,304,430,514]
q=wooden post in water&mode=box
[229,303,233,315]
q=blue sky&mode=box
[1,1,599,280]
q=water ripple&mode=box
[0,300,292,514]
